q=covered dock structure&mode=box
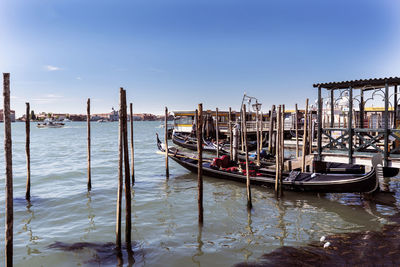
[314,77,400,167]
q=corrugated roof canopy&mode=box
[313,77,400,90]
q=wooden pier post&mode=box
[279,105,284,197]
[268,105,276,155]
[240,106,245,152]
[4,73,13,267]
[229,107,233,159]
[384,83,389,167]
[330,89,334,128]
[87,98,91,191]
[115,88,124,250]
[216,108,219,158]
[165,107,169,178]
[122,90,132,249]
[25,102,31,201]
[196,104,204,225]
[301,99,309,172]
[242,104,252,209]
[275,105,281,194]
[348,87,353,164]
[317,85,322,160]
[394,86,398,129]
[259,111,263,154]
[281,105,285,169]
[295,104,299,158]
[130,103,135,184]
[308,113,313,155]
[256,106,260,166]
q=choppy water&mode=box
[0,121,399,266]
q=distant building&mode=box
[91,108,119,121]
[52,113,68,121]
[0,109,16,122]
[69,114,87,121]
[133,113,157,121]
[109,108,119,121]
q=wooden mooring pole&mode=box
[279,105,285,197]
[229,107,233,159]
[301,99,309,172]
[196,104,204,225]
[240,106,245,152]
[165,107,169,179]
[87,98,91,191]
[256,106,260,166]
[259,111,263,154]
[268,105,276,155]
[4,73,13,267]
[25,102,31,201]
[122,90,132,249]
[242,104,252,209]
[308,113,312,155]
[216,108,219,158]
[116,88,124,250]
[275,105,281,195]
[130,103,135,184]
[295,104,299,158]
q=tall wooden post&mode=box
[116,88,124,250]
[130,103,135,184]
[394,85,398,129]
[255,104,260,166]
[240,107,244,152]
[87,98,91,191]
[301,99,309,172]
[295,104,299,158]
[122,90,132,249]
[242,104,252,209]
[4,73,13,267]
[259,111,263,153]
[165,107,169,178]
[25,102,31,201]
[348,87,353,164]
[317,86,322,160]
[384,83,389,167]
[330,89,334,128]
[215,108,219,158]
[309,113,313,155]
[229,107,233,159]
[279,105,284,197]
[268,105,276,154]
[197,104,204,225]
[275,105,281,194]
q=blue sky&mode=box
[1,0,399,116]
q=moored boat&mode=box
[37,119,65,128]
[157,135,379,193]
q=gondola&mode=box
[172,132,217,152]
[157,135,379,193]
[172,131,259,153]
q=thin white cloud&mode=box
[44,65,62,71]
[32,94,64,104]
[44,94,63,98]
[76,77,82,80]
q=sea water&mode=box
[0,121,399,266]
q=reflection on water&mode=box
[22,201,41,256]
[191,226,203,267]
[0,122,399,266]
[83,191,96,240]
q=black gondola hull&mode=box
[170,156,378,193]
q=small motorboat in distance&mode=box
[37,119,65,128]
[157,134,379,194]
